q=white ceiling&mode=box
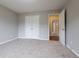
[0,0,67,13]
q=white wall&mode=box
[18,11,60,40]
[66,0,79,56]
[0,5,18,43]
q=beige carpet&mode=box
[0,39,77,58]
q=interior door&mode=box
[59,9,66,46]
[25,16,32,38]
[25,15,39,39]
[31,15,39,38]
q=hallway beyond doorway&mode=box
[48,14,59,41]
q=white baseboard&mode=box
[67,45,79,57]
[18,37,48,40]
[0,37,17,45]
[18,37,40,40]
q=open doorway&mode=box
[48,10,66,46]
[48,14,59,41]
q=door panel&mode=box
[31,15,39,38]
[59,9,66,46]
[25,15,39,39]
[25,16,32,38]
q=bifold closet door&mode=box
[25,15,39,39]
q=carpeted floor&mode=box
[0,39,77,58]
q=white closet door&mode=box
[31,15,39,38]
[25,15,39,39]
[25,16,32,38]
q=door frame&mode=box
[48,14,59,40]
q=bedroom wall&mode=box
[66,0,79,56]
[18,10,60,40]
[0,5,18,43]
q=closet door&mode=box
[31,15,39,38]
[25,15,39,39]
[25,16,32,38]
